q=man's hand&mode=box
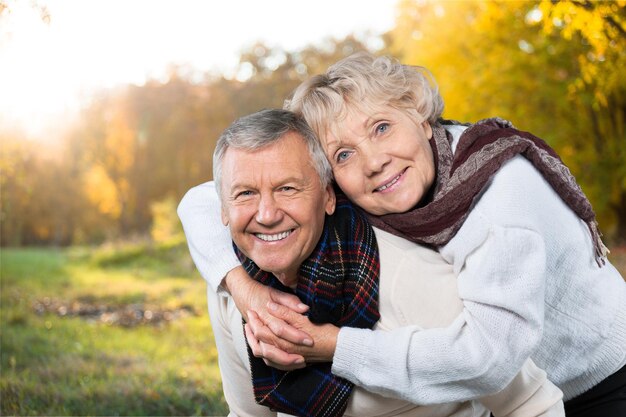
[224,266,313,346]
[245,302,340,369]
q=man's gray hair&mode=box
[213,109,333,198]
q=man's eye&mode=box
[236,190,253,198]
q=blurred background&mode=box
[1,0,624,415]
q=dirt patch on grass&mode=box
[33,297,198,327]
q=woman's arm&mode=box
[247,243,562,414]
[250,226,546,402]
[331,158,557,403]
[248,158,560,403]
[177,181,240,292]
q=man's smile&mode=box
[253,229,294,242]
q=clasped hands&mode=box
[226,267,339,371]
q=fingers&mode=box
[260,304,313,346]
[269,287,309,313]
[244,322,261,355]
[260,344,306,371]
[245,319,305,371]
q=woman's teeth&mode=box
[377,173,401,191]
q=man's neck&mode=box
[273,271,298,289]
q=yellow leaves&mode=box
[537,0,625,109]
[104,110,136,175]
[540,0,625,60]
[84,164,121,218]
[150,197,183,244]
[388,0,625,238]
[79,106,137,223]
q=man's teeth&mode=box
[377,174,401,191]
[255,230,292,242]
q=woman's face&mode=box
[322,106,435,216]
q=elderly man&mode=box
[178,109,564,417]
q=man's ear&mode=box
[324,184,336,215]
[221,206,229,226]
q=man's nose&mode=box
[255,194,283,226]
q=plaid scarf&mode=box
[234,194,380,417]
[367,117,608,266]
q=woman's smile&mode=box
[374,168,407,193]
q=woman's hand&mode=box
[245,302,340,369]
[224,266,313,346]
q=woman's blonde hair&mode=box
[285,52,444,141]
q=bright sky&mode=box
[0,0,397,139]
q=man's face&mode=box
[220,132,336,287]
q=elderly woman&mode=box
[181,53,626,416]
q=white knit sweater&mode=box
[177,127,626,404]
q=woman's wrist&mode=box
[224,266,258,320]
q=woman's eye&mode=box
[336,150,351,163]
[375,123,389,135]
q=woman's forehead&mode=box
[329,103,398,130]
[321,108,378,150]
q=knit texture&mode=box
[332,151,626,403]
[235,195,380,417]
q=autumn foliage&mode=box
[1,1,624,246]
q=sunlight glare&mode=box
[0,0,396,139]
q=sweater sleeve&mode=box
[177,181,240,293]
[332,157,553,404]
[332,225,546,404]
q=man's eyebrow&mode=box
[227,181,252,193]
[274,175,309,187]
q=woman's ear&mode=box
[422,121,433,139]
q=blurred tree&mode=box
[538,0,626,240]
[150,196,184,244]
[2,36,379,245]
[389,0,625,241]
[235,35,379,108]
[0,134,36,245]
[0,132,85,245]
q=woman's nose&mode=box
[362,142,391,176]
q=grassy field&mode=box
[1,241,625,416]
[0,240,228,416]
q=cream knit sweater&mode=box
[177,127,626,404]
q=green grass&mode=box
[0,243,228,416]
[2,242,624,416]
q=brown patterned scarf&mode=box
[367,117,608,266]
